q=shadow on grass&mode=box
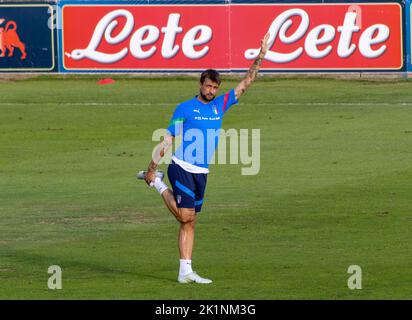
[7,249,176,284]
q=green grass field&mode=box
[1,76,411,299]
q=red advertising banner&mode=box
[231,3,403,70]
[61,3,403,71]
[62,5,229,70]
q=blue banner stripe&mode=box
[195,199,203,206]
[175,180,195,199]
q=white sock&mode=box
[154,177,168,195]
[179,259,193,277]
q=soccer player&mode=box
[138,34,269,284]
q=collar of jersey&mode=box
[194,95,214,106]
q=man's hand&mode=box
[144,170,156,186]
[235,33,270,100]
[144,135,174,186]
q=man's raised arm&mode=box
[235,33,270,100]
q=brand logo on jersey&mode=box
[0,19,27,60]
[193,109,200,114]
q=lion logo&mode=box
[0,18,27,60]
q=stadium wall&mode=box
[406,0,412,71]
[0,0,410,73]
[0,1,57,71]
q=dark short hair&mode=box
[200,69,221,85]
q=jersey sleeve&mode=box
[167,105,186,137]
[221,89,239,114]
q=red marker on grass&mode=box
[97,78,115,85]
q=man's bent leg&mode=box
[160,189,180,220]
[149,166,211,283]
[149,175,183,221]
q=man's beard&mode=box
[200,91,215,102]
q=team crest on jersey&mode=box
[212,105,218,115]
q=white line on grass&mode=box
[2,102,412,106]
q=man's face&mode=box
[199,78,220,102]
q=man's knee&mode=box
[177,208,196,224]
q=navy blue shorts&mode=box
[167,161,208,213]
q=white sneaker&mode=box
[178,271,213,284]
[136,170,164,184]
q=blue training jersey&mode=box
[167,89,238,169]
